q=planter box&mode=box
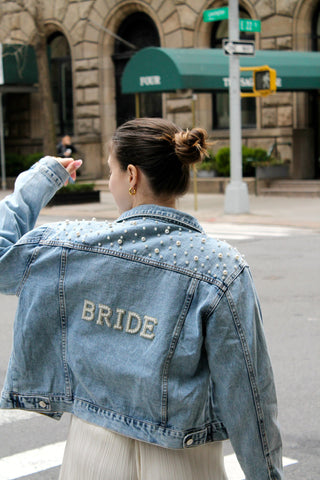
[256,164,289,179]
[48,190,100,206]
[197,170,217,178]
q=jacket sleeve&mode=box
[205,266,283,480]
[0,156,69,294]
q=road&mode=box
[0,219,319,479]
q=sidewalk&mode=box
[1,189,320,230]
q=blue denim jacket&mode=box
[0,157,282,479]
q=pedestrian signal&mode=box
[240,65,277,97]
[253,66,277,95]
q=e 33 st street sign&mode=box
[239,18,261,32]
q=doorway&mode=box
[112,12,162,126]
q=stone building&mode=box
[1,0,320,180]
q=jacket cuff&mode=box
[31,156,70,188]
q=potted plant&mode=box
[196,150,218,177]
[214,146,257,177]
[248,141,290,179]
[254,158,290,179]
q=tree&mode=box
[0,0,56,154]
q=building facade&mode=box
[1,0,320,180]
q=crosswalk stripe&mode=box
[202,222,308,241]
[0,410,37,426]
[0,438,298,480]
[0,442,65,480]
[224,454,298,479]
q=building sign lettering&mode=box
[139,75,161,87]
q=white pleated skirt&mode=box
[59,415,228,480]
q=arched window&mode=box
[47,32,74,136]
[310,3,320,177]
[211,8,256,130]
[311,2,320,50]
[112,12,162,126]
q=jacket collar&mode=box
[117,205,205,234]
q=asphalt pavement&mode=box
[1,186,319,479]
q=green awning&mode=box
[122,47,320,93]
[0,44,38,87]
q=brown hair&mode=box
[111,117,208,196]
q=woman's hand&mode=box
[56,158,83,185]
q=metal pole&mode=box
[224,0,249,213]
[135,93,140,118]
[0,92,6,190]
[191,94,198,211]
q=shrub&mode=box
[198,150,217,171]
[4,153,25,177]
[215,147,231,177]
[214,146,268,177]
[24,152,44,169]
[58,183,95,194]
[5,152,43,176]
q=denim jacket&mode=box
[0,157,282,479]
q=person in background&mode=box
[0,118,282,480]
[56,134,77,158]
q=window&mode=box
[112,12,162,126]
[211,8,256,129]
[47,33,74,136]
[312,3,320,51]
[310,3,320,177]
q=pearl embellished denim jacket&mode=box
[0,157,282,479]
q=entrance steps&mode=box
[259,180,320,197]
[78,178,109,191]
[92,179,109,191]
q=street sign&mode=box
[203,7,229,22]
[239,19,261,32]
[223,39,255,56]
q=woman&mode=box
[0,118,282,479]
[56,134,77,158]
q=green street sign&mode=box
[239,19,261,32]
[203,7,229,22]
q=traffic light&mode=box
[253,66,277,96]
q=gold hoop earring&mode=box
[129,186,136,196]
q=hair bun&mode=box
[174,128,208,166]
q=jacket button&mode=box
[186,438,193,446]
[39,401,47,408]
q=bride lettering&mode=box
[81,299,158,341]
